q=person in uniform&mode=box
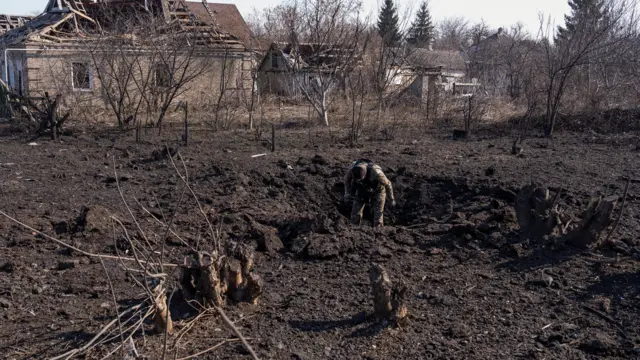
[343,159,396,227]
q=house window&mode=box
[72,62,92,90]
[154,63,172,88]
[271,53,278,68]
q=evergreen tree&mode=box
[555,0,608,44]
[377,0,402,46]
[407,1,434,48]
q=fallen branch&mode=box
[50,303,149,360]
[215,306,259,360]
[599,179,631,247]
[0,210,178,268]
[99,258,125,358]
[176,339,242,360]
[580,304,628,339]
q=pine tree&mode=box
[377,0,402,46]
[407,1,434,48]
[555,0,608,44]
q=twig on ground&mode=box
[175,339,242,360]
[50,303,148,360]
[215,306,259,360]
[113,157,155,252]
[134,198,191,249]
[159,183,188,274]
[0,210,178,268]
[601,178,631,246]
[111,216,168,286]
[99,258,125,358]
[168,151,219,254]
[580,304,629,339]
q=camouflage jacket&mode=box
[344,160,395,201]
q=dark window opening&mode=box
[154,64,172,88]
[72,62,91,90]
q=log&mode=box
[566,196,617,248]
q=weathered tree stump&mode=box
[515,183,620,249]
[181,252,224,307]
[369,264,407,325]
[515,184,562,240]
[566,196,617,248]
[224,243,264,304]
[153,283,173,334]
[181,245,263,308]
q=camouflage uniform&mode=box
[344,159,395,227]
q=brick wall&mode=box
[21,44,253,116]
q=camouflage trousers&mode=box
[351,187,386,227]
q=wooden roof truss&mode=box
[0,15,33,35]
[3,0,244,49]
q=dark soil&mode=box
[1,124,639,359]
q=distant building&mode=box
[0,0,252,108]
[0,15,33,36]
[256,41,358,97]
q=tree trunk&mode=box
[248,73,257,131]
[321,91,329,126]
[182,102,189,146]
[369,264,408,325]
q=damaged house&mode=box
[256,41,358,97]
[387,47,478,100]
[0,15,33,36]
[0,0,253,121]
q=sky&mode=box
[0,0,570,35]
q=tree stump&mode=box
[181,252,224,307]
[181,245,263,308]
[223,243,264,304]
[369,264,407,325]
[153,283,173,334]
[566,196,617,248]
[515,184,562,240]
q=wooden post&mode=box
[271,123,275,152]
[183,101,189,146]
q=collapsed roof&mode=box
[0,15,33,35]
[407,48,467,73]
[263,41,359,72]
[0,0,246,50]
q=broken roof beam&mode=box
[38,13,75,37]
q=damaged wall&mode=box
[21,46,253,113]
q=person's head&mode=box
[352,164,367,183]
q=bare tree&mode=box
[367,4,416,126]
[286,0,368,126]
[84,7,150,130]
[435,17,470,50]
[346,62,368,147]
[537,0,638,136]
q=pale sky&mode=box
[0,0,570,35]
